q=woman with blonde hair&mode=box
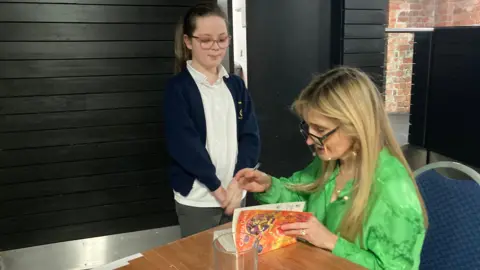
[234,67,427,269]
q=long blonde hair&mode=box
[291,67,428,242]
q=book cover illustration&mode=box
[231,202,305,236]
[234,210,313,255]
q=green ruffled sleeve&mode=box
[254,158,321,204]
[332,169,426,269]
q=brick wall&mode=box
[385,33,414,112]
[386,0,480,113]
[436,0,480,26]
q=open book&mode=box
[214,202,311,254]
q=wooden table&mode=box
[116,223,365,270]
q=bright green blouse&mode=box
[254,148,426,270]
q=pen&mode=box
[252,162,261,171]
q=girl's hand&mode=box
[223,180,243,215]
[281,216,339,251]
[234,168,272,193]
[211,186,228,207]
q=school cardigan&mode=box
[173,61,238,207]
[164,69,261,196]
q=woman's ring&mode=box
[300,229,306,236]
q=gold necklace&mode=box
[335,169,352,201]
[335,188,350,201]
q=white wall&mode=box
[217,0,231,72]
[232,0,248,84]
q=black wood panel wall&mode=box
[331,0,388,91]
[409,32,433,148]
[0,0,212,251]
[425,27,480,168]
[245,0,333,207]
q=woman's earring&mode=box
[352,151,357,157]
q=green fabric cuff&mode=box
[253,176,281,203]
[332,236,358,258]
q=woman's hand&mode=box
[281,216,339,251]
[234,168,272,193]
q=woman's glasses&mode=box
[191,35,231,49]
[299,121,338,146]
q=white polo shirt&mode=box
[174,61,241,208]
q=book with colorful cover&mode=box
[234,209,313,254]
[213,202,309,254]
[231,202,306,236]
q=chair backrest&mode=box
[415,162,480,270]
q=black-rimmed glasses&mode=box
[299,121,338,146]
[191,35,231,49]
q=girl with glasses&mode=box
[164,4,260,238]
[234,67,427,269]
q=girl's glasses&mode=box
[191,35,231,49]
[299,121,338,146]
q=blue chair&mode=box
[415,161,480,270]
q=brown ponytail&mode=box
[173,3,228,74]
[174,20,191,74]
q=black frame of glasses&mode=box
[299,121,338,146]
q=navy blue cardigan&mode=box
[164,69,261,196]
